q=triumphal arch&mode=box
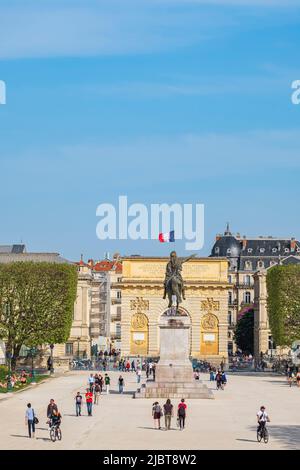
[118,256,229,364]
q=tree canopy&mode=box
[267,264,300,347]
[233,309,254,354]
[0,262,78,367]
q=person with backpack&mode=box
[221,371,227,388]
[74,392,83,416]
[177,398,187,430]
[94,383,101,404]
[163,399,174,430]
[152,401,162,430]
[215,370,223,390]
[25,403,37,438]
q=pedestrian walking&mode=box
[152,363,156,382]
[25,403,36,438]
[94,383,101,404]
[177,399,187,430]
[75,392,83,416]
[163,399,174,430]
[47,398,58,424]
[88,374,95,392]
[215,370,223,390]
[104,373,110,394]
[152,401,162,430]
[221,371,227,388]
[85,388,93,416]
[118,375,125,394]
[136,368,142,384]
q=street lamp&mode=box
[77,337,80,359]
[49,344,54,374]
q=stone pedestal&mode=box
[135,313,213,399]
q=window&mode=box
[244,291,251,304]
[272,248,277,253]
[117,277,122,282]
[284,248,289,253]
[215,247,220,254]
[116,323,121,337]
[245,261,252,270]
[247,248,253,253]
[244,275,251,286]
[257,261,264,269]
[260,248,265,253]
[227,312,232,326]
[227,248,231,254]
[228,292,232,304]
[228,275,232,284]
[117,291,122,299]
[65,343,73,356]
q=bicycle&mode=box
[257,423,269,444]
[50,423,62,442]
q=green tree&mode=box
[234,310,254,354]
[0,262,77,369]
[267,265,300,347]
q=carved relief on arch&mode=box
[131,312,149,330]
[201,313,219,331]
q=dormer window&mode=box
[260,248,265,253]
[257,261,264,269]
[284,248,289,253]
[227,249,231,254]
[215,247,220,254]
[245,261,252,270]
[272,248,277,253]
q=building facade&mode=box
[210,225,300,353]
[117,256,229,365]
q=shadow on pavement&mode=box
[236,438,258,443]
[10,434,29,439]
[248,425,300,450]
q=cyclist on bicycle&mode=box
[257,406,270,434]
[50,409,62,428]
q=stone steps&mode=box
[134,382,214,399]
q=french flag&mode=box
[159,230,175,243]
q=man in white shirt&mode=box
[257,406,270,434]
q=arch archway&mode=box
[130,312,149,355]
[200,313,219,355]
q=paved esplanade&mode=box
[0,371,299,450]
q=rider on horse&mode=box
[163,251,186,304]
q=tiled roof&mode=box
[0,253,69,264]
[93,260,122,273]
[0,244,26,254]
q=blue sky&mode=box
[1,0,300,261]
